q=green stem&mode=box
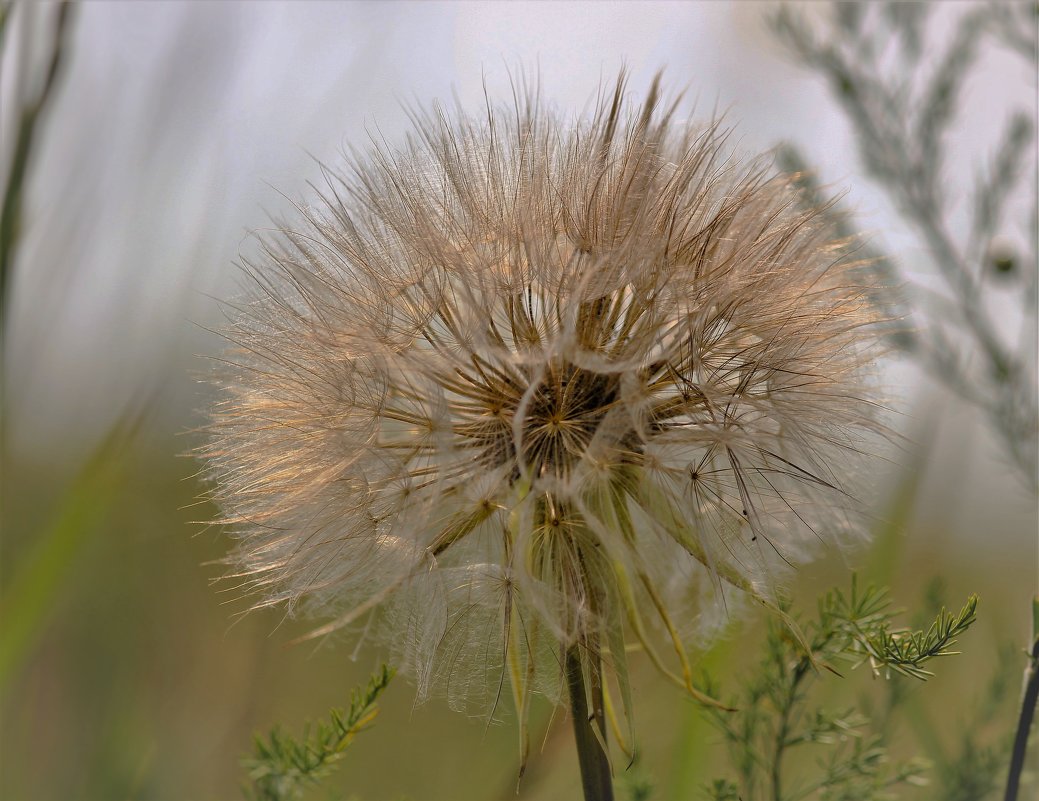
[1004,634,1039,801]
[771,659,809,801]
[566,645,614,801]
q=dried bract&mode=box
[202,76,887,749]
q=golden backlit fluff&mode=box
[202,75,887,753]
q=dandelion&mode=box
[202,74,886,799]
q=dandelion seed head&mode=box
[202,75,888,721]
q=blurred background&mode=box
[1,2,1036,799]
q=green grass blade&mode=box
[0,429,128,690]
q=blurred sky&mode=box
[2,1,1036,549]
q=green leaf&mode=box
[0,425,131,690]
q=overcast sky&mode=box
[2,1,1035,547]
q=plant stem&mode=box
[566,645,614,801]
[0,3,73,329]
[771,657,811,801]
[1004,634,1039,801]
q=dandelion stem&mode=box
[1004,630,1039,801]
[566,645,613,801]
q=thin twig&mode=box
[1004,634,1039,801]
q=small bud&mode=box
[988,239,1019,280]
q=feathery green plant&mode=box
[703,578,977,801]
[767,5,1038,795]
[771,0,1039,491]
[242,665,394,801]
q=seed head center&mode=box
[463,360,626,480]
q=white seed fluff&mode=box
[202,77,886,731]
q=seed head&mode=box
[202,75,886,743]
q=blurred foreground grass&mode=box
[1,428,1035,800]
